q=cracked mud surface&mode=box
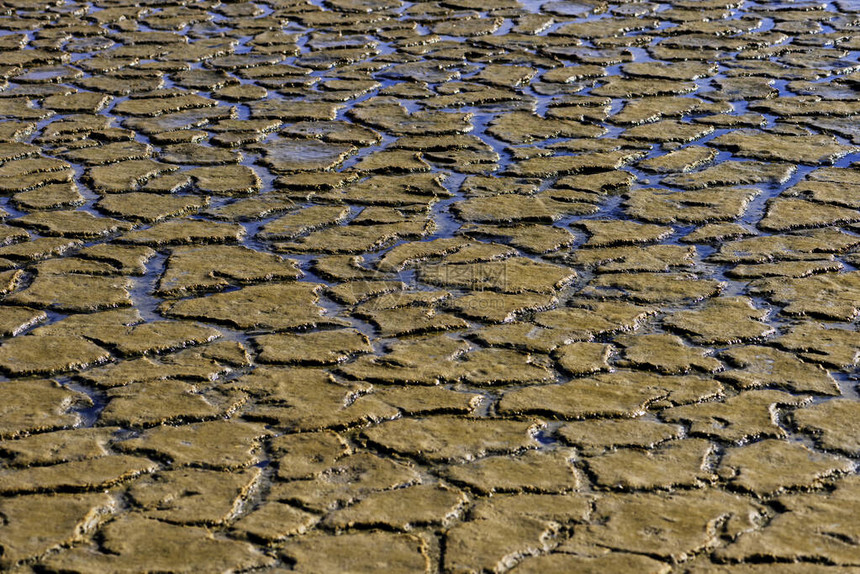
[0,0,859,572]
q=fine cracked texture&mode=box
[0,0,858,572]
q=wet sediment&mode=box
[0,0,859,572]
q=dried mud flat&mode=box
[0,0,859,572]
